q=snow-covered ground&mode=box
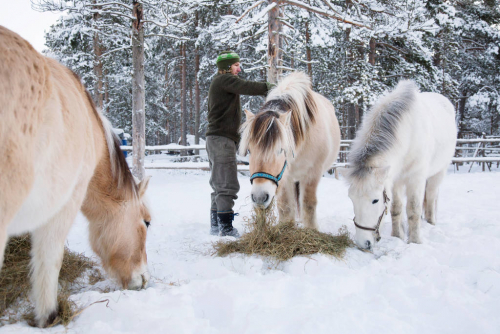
[1,163,499,334]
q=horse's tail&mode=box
[267,72,317,145]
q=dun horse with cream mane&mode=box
[0,26,151,327]
[239,72,341,228]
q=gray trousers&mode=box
[206,135,240,213]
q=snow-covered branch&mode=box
[86,9,136,21]
[283,0,370,29]
[145,34,191,41]
[377,42,408,55]
[83,2,133,10]
[100,46,132,58]
[235,0,265,23]
[252,2,278,23]
[235,25,267,46]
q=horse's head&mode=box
[112,176,151,290]
[240,108,293,209]
[86,173,152,291]
[342,166,391,250]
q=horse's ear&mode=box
[138,175,151,198]
[278,110,292,127]
[244,109,255,122]
[373,166,390,183]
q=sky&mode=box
[1,0,63,52]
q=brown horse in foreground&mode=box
[0,26,151,327]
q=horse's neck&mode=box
[80,121,128,222]
[81,156,121,221]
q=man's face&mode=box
[230,62,241,76]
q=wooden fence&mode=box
[121,139,500,173]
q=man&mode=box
[206,51,274,237]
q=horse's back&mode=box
[0,26,53,227]
[417,91,456,145]
[0,26,52,147]
[420,92,456,117]
[0,26,99,234]
[408,91,457,176]
[313,91,341,152]
[297,91,340,174]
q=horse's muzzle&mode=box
[252,192,269,206]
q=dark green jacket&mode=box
[206,73,270,143]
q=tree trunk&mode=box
[458,92,467,138]
[132,1,145,180]
[189,87,194,135]
[348,104,356,139]
[369,37,376,65]
[194,11,201,154]
[180,43,187,148]
[104,68,109,113]
[345,0,356,139]
[92,0,104,110]
[305,21,312,77]
[267,0,281,83]
[164,64,170,144]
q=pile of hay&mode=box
[214,201,353,262]
[0,234,104,326]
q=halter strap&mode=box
[353,190,390,239]
[250,161,287,187]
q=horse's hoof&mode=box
[391,231,404,239]
[408,236,422,244]
[37,309,58,328]
[426,220,436,226]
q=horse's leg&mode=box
[0,138,37,268]
[390,182,405,240]
[406,178,426,244]
[30,185,84,327]
[0,170,34,270]
[300,177,320,229]
[424,169,446,225]
[0,228,8,272]
[277,177,296,222]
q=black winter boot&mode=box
[218,211,240,238]
[210,209,219,235]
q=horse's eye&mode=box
[144,220,150,228]
[372,199,379,204]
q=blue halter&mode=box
[250,161,287,187]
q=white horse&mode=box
[0,26,151,327]
[239,72,340,228]
[342,80,457,250]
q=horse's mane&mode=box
[239,72,317,160]
[78,76,138,199]
[347,80,418,179]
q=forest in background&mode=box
[34,0,500,147]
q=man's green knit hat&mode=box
[216,51,240,70]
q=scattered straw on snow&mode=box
[214,201,353,263]
[0,234,104,327]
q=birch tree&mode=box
[34,0,188,179]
